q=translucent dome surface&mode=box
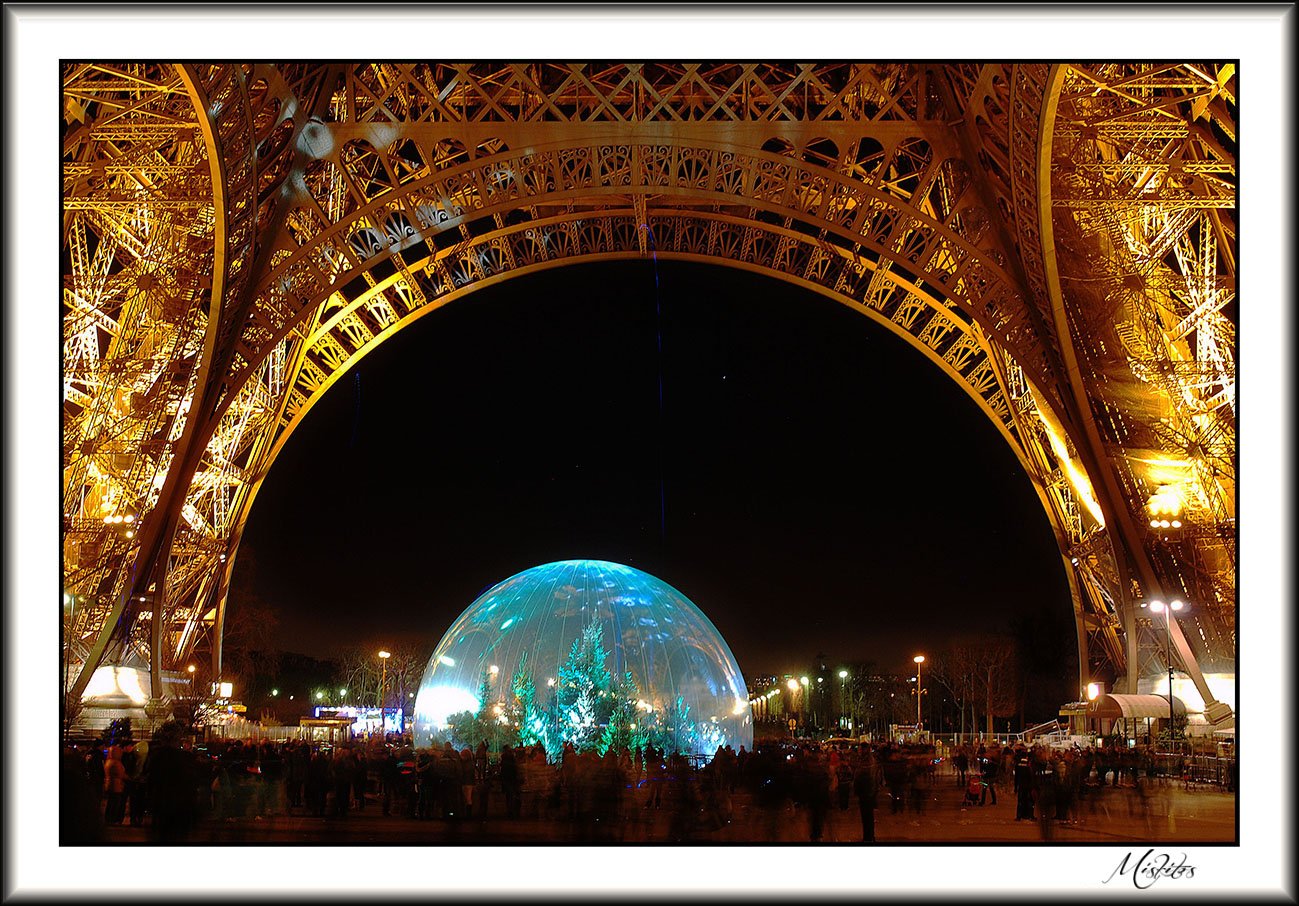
[413,560,752,757]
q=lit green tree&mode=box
[446,667,520,751]
[600,671,647,755]
[512,652,552,752]
[557,620,614,752]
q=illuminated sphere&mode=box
[413,560,752,756]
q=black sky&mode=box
[234,260,1073,681]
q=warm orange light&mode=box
[913,655,925,664]
[1147,484,1184,518]
[378,650,390,659]
[187,665,195,674]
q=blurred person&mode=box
[380,744,398,817]
[306,747,331,817]
[1033,752,1057,841]
[125,739,149,826]
[500,745,521,819]
[881,747,908,814]
[1012,748,1034,820]
[331,748,354,818]
[460,747,477,815]
[147,723,197,842]
[853,748,879,842]
[103,744,128,825]
[979,752,999,806]
[803,749,832,841]
[60,746,105,843]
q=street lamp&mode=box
[913,655,926,731]
[800,677,809,732]
[378,650,391,736]
[1141,600,1186,745]
[838,670,849,731]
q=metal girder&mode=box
[60,63,1236,715]
[1039,63,1235,718]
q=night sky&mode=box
[234,260,1073,680]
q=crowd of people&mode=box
[60,723,1228,843]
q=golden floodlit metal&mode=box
[61,63,1236,724]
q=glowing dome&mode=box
[413,560,752,757]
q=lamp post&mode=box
[1140,600,1186,746]
[787,678,799,735]
[913,655,926,732]
[800,676,809,733]
[838,670,849,731]
[378,650,391,736]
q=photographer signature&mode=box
[1105,849,1196,888]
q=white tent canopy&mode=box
[1087,693,1187,721]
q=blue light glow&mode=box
[413,560,752,756]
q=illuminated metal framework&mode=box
[61,63,1236,720]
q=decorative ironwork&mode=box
[61,63,1236,716]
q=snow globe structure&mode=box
[413,560,752,757]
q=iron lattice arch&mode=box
[61,63,1235,724]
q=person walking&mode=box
[853,749,879,843]
[1034,753,1058,841]
[501,745,521,819]
[979,752,999,806]
[124,740,149,826]
[380,746,398,817]
[332,748,353,818]
[103,745,128,825]
[1013,748,1034,820]
[804,750,832,842]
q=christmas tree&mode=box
[557,620,613,751]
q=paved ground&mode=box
[101,772,1235,844]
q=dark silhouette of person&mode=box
[804,751,832,842]
[853,748,879,842]
[500,745,521,819]
[980,753,999,806]
[60,747,106,844]
[146,727,197,842]
[1013,749,1034,820]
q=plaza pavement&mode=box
[99,772,1235,845]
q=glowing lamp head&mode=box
[489,665,499,675]
[378,650,391,659]
[1086,682,1101,701]
[1148,600,1165,613]
[788,679,799,691]
[1170,600,1185,612]
[1147,484,1184,518]
[838,670,848,678]
[913,655,925,664]
[187,665,195,674]
[800,676,809,686]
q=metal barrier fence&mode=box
[203,724,305,743]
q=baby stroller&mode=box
[962,773,982,807]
